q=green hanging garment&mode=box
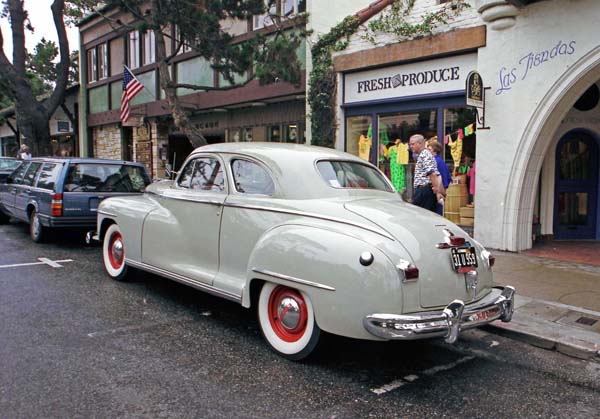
[388,147,406,192]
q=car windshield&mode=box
[0,158,21,171]
[64,163,150,192]
[316,160,394,192]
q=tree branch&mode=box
[8,0,26,74]
[44,0,70,116]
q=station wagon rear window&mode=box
[64,164,150,192]
[317,160,394,192]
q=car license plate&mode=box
[451,247,478,271]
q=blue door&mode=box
[554,131,599,239]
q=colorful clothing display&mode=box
[448,137,463,172]
[358,135,371,161]
[388,146,406,192]
[396,142,409,164]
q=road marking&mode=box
[370,356,475,395]
[0,258,73,269]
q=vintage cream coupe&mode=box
[96,143,515,360]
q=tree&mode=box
[0,0,70,155]
[71,0,307,147]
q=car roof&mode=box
[28,157,146,166]
[190,142,392,200]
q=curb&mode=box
[485,321,600,362]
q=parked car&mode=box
[0,157,151,242]
[96,143,515,360]
[0,157,22,182]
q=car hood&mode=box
[344,197,491,308]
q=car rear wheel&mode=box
[29,209,46,243]
[0,210,9,224]
[257,282,321,361]
[103,223,128,281]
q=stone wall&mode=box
[93,124,122,160]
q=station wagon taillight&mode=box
[51,193,63,216]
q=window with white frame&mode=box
[253,0,276,30]
[87,48,97,83]
[282,0,305,17]
[174,25,196,54]
[128,31,140,69]
[97,43,108,79]
[86,42,108,83]
[143,31,156,65]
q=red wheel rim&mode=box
[267,286,308,342]
[108,231,124,270]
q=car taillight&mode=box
[51,193,63,216]
[397,260,419,281]
[448,236,465,246]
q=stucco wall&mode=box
[475,0,600,250]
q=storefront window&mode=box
[346,115,372,162]
[377,109,436,198]
[443,107,477,228]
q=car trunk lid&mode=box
[344,197,477,308]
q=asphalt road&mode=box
[1,221,599,419]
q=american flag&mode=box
[120,66,144,122]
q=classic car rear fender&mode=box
[245,224,410,341]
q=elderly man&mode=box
[409,134,445,213]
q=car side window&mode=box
[177,160,195,188]
[10,162,30,185]
[22,162,42,186]
[36,163,63,191]
[178,157,225,192]
[231,159,274,195]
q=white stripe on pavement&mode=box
[370,356,475,395]
[0,258,73,269]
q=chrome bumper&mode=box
[363,286,515,344]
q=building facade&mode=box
[0,85,79,158]
[78,0,370,178]
[332,0,600,251]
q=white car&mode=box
[96,142,514,360]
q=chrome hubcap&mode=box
[111,240,123,263]
[277,297,301,330]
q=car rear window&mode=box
[64,164,150,193]
[0,158,21,171]
[317,160,394,192]
[36,163,63,191]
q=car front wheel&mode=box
[103,223,129,281]
[257,282,321,361]
[30,209,46,243]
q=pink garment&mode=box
[468,161,476,196]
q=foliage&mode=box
[362,0,470,44]
[308,15,360,148]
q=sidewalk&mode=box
[488,250,600,362]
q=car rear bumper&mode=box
[363,286,515,344]
[39,214,97,229]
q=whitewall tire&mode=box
[257,282,321,360]
[103,223,128,281]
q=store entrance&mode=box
[554,130,599,239]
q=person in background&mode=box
[17,144,31,160]
[409,134,444,213]
[428,141,452,215]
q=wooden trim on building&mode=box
[333,26,487,73]
[87,75,306,127]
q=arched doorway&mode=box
[554,131,599,239]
